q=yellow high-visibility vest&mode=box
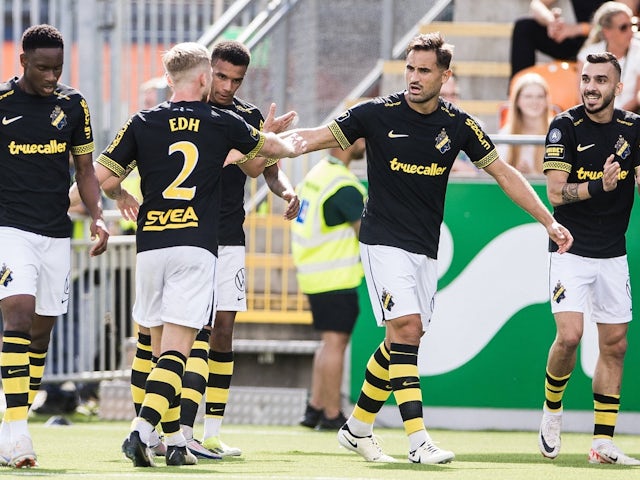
[291,158,366,294]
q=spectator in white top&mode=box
[577,1,640,112]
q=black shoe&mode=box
[122,431,155,467]
[315,411,347,431]
[165,445,198,466]
[299,404,323,428]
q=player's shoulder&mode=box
[232,96,260,114]
[0,77,19,100]
[614,107,640,127]
[54,82,85,103]
[368,91,404,109]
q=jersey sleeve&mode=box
[327,101,371,148]
[222,109,265,161]
[69,97,95,156]
[460,114,498,169]
[542,117,573,174]
[96,117,138,176]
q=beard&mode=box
[582,90,615,115]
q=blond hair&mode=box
[162,42,211,86]
[583,1,633,47]
[503,73,552,173]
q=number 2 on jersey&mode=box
[163,140,198,200]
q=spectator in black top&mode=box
[510,0,607,78]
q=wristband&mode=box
[587,178,605,197]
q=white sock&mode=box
[409,429,428,451]
[345,416,373,437]
[592,438,611,450]
[0,421,10,443]
[7,420,29,439]
[181,425,194,441]
[131,417,154,445]
[164,431,187,447]
[203,418,223,440]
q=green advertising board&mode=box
[351,179,640,412]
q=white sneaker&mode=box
[202,436,241,457]
[337,425,397,463]
[538,411,562,459]
[409,440,455,464]
[186,438,222,460]
[0,439,11,466]
[9,434,38,468]
[588,443,640,465]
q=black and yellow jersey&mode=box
[543,106,640,258]
[328,91,498,257]
[0,77,94,237]
[97,101,264,255]
[213,97,264,246]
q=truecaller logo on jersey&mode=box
[435,128,451,153]
[50,105,67,130]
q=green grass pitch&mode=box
[6,417,640,479]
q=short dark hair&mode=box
[406,32,453,70]
[210,40,250,67]
[22,24,64,52]
[586,52,621,79]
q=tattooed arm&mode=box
[546,154,620,206]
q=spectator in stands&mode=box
[577,1,640,112]
[497,72,553,177]
[293,139,367,431]
[0,24,109,469]
[510,1,607,79]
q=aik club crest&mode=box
[50,105,68,130]
[435,128,451,153]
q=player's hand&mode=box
[89,218,110,256]
[282,190,300,220]
[547,221,573,254]
[116,189,140,221]
[602,154,621,192]
[263,103,298,134]
[285,132,307,158]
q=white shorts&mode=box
[549,252,632,324]
[0,227,70,316]
[360,243,437,330]
[214,245,247,313]
[133,246,216,329]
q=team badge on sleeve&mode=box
[548,128,561,143]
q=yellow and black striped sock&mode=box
[139,350,185,428]
[389,343,424,435]
[180,328,210,429]
[351,341,392,425]
[161,392,182,438]
[130,331,153,416]
[1,331,31,421]
[593,393,620,441]
[544,369,571,413]
[28,348,47,408]
[204,350,234,420]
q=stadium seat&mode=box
[508,61,581,114]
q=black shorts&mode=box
[307,290,359,334]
